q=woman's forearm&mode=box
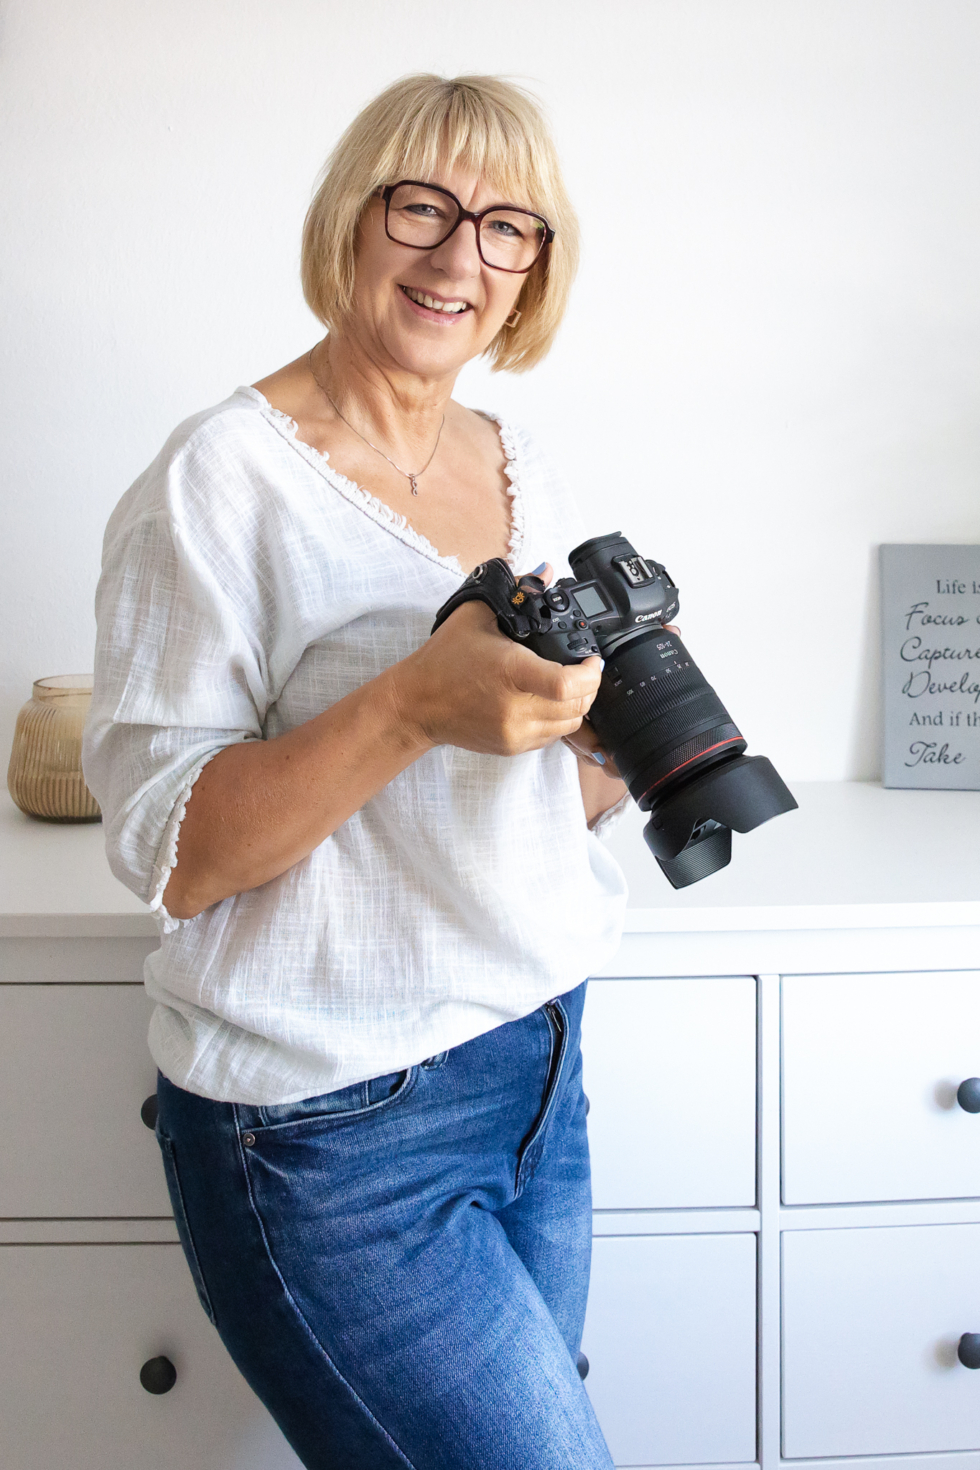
[161,604,602,921]
[162,667,432,920]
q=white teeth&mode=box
[404,286,467,313]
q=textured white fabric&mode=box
[83,386,628,1105]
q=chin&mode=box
[387,335,478,380]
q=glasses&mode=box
[381,180,554,274]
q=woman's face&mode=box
[348,164,529,383]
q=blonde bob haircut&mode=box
[301,74,580,374]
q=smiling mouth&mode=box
[400,285,471,314]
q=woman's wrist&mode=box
[377,658,440,759]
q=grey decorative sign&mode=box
[880,544,980,788]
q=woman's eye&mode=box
[406,204,442,219]
[487,219,524,239]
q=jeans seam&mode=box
[156,1129,218,1325]
[230,1103,419,1470]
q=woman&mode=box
[84,74,629,1470]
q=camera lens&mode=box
[587,628,745,808]
[429,534,796,889]
[568,535,796,887]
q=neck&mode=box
[311,332,455,459]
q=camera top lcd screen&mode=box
[573,586,609,619]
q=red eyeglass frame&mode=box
[380,180,555,274]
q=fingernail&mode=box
[593,752,606,765]
[598,659,605,670]
[530,561,547,575]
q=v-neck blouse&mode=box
[83,386,628,1105]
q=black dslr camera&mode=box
[432,532,797,888]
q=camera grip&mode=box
[433,561,599,664]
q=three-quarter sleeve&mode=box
[83,430,276,931]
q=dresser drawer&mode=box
[0,1243,301,1469]
[583,977,756,1209]
[582,1232,757,1466]
[0,985,171,1217]
[782,970,980,1204]
[782,1222,980,1457]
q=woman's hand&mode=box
[562,721,622,777]
[391,599,603,757]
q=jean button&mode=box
[242,1132,256,1148]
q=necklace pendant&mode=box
[409,476,419,496]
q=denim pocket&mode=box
[247,1067,418,1134]
[516,998,570,1192]
[157,1130,217,1324]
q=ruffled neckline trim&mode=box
[237,384,526,577]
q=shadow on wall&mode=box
[847,546,882,782]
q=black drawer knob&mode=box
[140,1355,177,1394]
[576,1351,589,1380]
[140,1094,159,1130]
[958,1333,980,1369]
[956,1078,980,1114]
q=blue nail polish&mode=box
[593,752,606,765]
[530,561,547,575]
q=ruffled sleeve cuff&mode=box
[588,791,631,838]
[147,758,211,934]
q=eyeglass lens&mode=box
[386,184,546,271]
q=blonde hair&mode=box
[301,74,579,373]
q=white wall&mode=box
[3,0,979,781]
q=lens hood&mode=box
[642,754,797,866]
[653,824,732,889]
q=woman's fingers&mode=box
[562,721,623,777]
[508,646,601,710]
[517,561,554,591]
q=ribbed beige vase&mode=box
[7,675,101,822]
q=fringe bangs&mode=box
[302,74,579,374]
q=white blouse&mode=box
[83,387,628,1105]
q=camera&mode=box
[432,532,797,888]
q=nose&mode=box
[428,217,482,280]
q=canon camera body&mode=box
[432,532,797,888]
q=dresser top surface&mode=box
[1,782,978,937]
[605,780,980,932]
[0,797,150,935]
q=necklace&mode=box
[308,350,445,496]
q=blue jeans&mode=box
[155,981,614,1470]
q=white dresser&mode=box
[1,782,978,1470]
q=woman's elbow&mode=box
[160,865,210,921]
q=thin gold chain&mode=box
[308,350,445,496]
